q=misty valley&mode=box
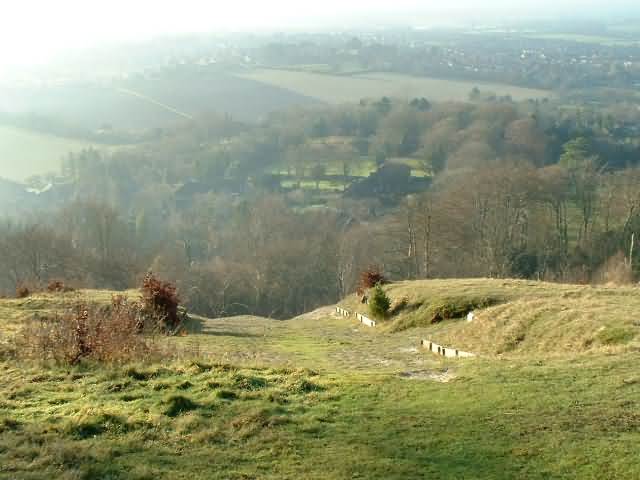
[1,6,640,479]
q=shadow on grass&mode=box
[183,315,261,338]
[200,330,262,338]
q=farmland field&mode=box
[120,70,323,123]
[269,155,429,192]
[236,69,553,104]
[0,126,111,181]
[0,85,182,131]
[521,33,640,47]
[0,71,322,131]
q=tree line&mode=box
[4,95,640,318]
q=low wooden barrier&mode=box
[335,306,376,327]
[421,339,475,358]
[355,312,376,327]
[336,307,471,350]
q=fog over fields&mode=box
[1,2,640,479]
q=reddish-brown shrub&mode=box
[47,280,74,293]
[141,272,181,331]
[16,286,30,298]
[359,266,387,290]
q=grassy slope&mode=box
[237,69,553,104]
[0,126,115,182]
[341,278,640,357]
[122,71,322,123]
[0,73,322,133]
[1,280,640,479]
[0,86,181,131]
[0,289,139,338]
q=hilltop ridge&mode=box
[340,278,640,357]
[3,278,639,363]
[1,278,640,479]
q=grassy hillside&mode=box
[0,126,112,181]
[0,86,181,131]
[237,69,553,104]
[121,70,322,123]
[1,280,639,479]
[0,71,322,132]
[341,278,640,357]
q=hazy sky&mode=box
[0,0,637,70]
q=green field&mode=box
[0,126,110,182]
[1,279,639,478]
[237,69,553,104]
[272,156,429,193]
[0,71,322,131]
[521,33,640,47]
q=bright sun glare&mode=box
[1,0,615,71]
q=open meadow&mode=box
[520,33,640,47]
[237,69,553,104]
[1,279,639,479]
[0,71,321,133]
[0,126,110,182]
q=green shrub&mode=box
[369,285,391,320]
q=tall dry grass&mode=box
[16,295,170,365]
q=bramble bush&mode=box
[16,285,30,298]
[47,280,74,293]
[358,266,387,291]
[141,272,182,332]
